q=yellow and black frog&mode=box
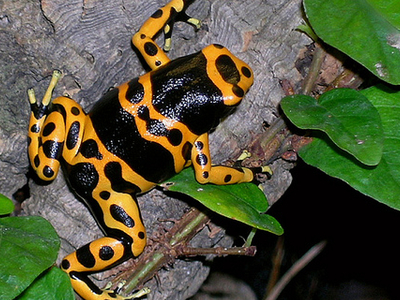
[27,0,265,298]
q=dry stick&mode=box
[264,240,327,300]
[248,47,327,165]
[119,208,258,296]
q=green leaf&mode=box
[299,85,400,210]
[281,88,384,166]
[0,216,60,300]
[160,168,283,235]
[0,194,14,215]
[17,267,75,300]
[303,0,400,85]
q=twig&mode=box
[264,240,327,300]
[265,236,285,295]
[176,245,257,257]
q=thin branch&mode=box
[265,236,285,295]
[264,240,327,300]
[176,245,257,257]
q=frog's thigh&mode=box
[61,192,147,299]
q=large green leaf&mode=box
[17,267,74,300]
[0,216,60,300]
[299,85,400,210]
[160,168,283,235]
[281,88,384,166]
[304,0,400,85]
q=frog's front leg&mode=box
[132,0,197,70]
[28,71,86,181]
[27,71,62,181]
[61,190,147,300]
[191,133,263,185]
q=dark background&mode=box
[212,159,400,300]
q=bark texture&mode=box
[0,0,309,299]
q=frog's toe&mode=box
[128,287,151,299]
[102,282,150,300]
[163,12,201,52]
[251,166,273,184]
[186,15,201,30]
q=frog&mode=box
[27,0,268,299]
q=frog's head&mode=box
[202,44,254,107]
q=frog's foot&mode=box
[236,150,252,162]
[128,287,151,299]
[103,281,151,299]
[163,12,201,52]
[251,165,273,185]
[28,70,61,107]
[234,151,272,183]
[28,70,61,118]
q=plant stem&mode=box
[244,227,257,248]
[122,252,165,294]
[169,209,210,246]
[302,45,326,95]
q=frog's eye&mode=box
[203,44,254,106]
[216,55,240,85]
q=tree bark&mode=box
[0,0,309,299]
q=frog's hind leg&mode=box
[132,0,199,70]
[163,9,201,52]
[60,191,147,300]
[61,237,128,300]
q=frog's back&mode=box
[90,49,227,133]
[86,49,231,184]
[88,85,178,184]
[149,50,227,134]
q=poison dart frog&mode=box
[27,0,269,299]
